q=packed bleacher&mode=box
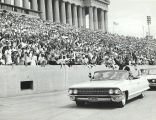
[0,10,156,67]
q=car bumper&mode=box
[69,95,124,103]
[149,83,156,87]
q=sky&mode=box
[108,0,156,38]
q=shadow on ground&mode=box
[63,94,146,110]
[62,102,124,110]
[148,87,156,91]
[126,95,143,104]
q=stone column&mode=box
[23,0,29,9]
[78,6,83,27]
[4,0,11,4]
[73,4,78,27]
[82,7,86,28]
[104,10,108,33]
[14,0,21,12]
[60,1,66,24]
[32,0,38,11]
[4,0,11,10]
[47,0,53,21]
[14,0,21,7]
[93,7,98,30]
[30,0,38,16]
[39,0,46,20]
[54,0,60,23]
[100,10,105,32]
[66,2,72,25]
[89,6,94,30]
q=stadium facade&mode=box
[0,0,110,32]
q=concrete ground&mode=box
[0,89,156,120]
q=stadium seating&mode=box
[0,10,156,67]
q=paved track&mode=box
[0,89,156,120]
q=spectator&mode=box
[0,10,156,67]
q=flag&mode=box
[113,22,119,25]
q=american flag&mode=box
[113,22,119,25]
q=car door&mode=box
[139,76,149,91]
[128,78,140,97]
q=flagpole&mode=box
[142,25,145,38]
[113,22,114,33]
[113,22,119,34]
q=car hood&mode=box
[69,80,127,89]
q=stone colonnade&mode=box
[3,0,109,32]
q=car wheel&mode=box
[139,92,144,99]
[118,92,126,108]
[76,101,85,107]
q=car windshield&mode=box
[93,71,129,81]
[140,69,149,75]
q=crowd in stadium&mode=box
[0,11,156,68]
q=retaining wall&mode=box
[0,65,108,97]
[0,65,155,97]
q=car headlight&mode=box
[152,80,156,83]
[73,89,78,94]
[108,89,114,95]
[68,89,73,94]
[114,89,121,94]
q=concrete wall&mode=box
[0,65,108,97]
[0,65,155,97]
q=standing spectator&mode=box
[5,46,12,65]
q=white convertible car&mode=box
[68,70,149,107]
[140,68,156,88]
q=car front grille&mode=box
[76,88,109,95]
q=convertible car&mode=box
[68,70,149,107]
[140,68,156,88]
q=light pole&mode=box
[147,16,151,37]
